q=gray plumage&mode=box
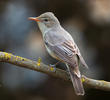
[29,12,88,95]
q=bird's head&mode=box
[29,12,60,33]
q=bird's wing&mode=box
[44,29,88,68]
[63,40,88,68]
[77,52,88,68]
[45,34,88,68]
[46,40,77,66]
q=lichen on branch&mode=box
[0,51,110,91]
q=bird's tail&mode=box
[66,64,85,95]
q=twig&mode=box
[0,51,110,91]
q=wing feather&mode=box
[44,32,88,68]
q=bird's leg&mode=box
[49,61,60,72]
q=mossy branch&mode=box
[0,51,110,91]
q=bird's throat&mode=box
[37,22,53,38]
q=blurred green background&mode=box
[0,0,110,100]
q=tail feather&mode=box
[67,64,85,95]
[71,74,85,95]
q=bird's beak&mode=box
[28,17,40,22]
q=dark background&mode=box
[0,0,110,100]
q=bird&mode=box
[29,12,88,95]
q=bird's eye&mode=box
[44,19,48,22]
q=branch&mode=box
[0,51,110,91]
